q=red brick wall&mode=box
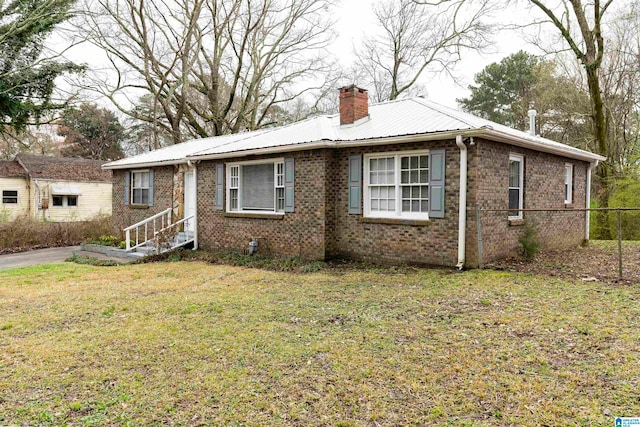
[196,150,331,259]
[328,140,466,265]
[111,137,591,267]
[112,166,175,235]
[473,138,588,265]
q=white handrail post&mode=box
[125,229,131,251]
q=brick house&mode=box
[1,154,112,222]
[103,86,604,267]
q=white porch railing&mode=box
[124,208,195,254]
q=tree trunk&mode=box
[585,66,612,239]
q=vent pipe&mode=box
[528,109,537,136]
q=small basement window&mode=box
[2,190,18,204]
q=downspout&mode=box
[187,159,198,250]
[585,160,599,242]
[455,135,468,270]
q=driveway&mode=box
[0,246,81,269]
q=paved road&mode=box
[0,246,81,269]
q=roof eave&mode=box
[102,159,187,170]
[477,128,606,162]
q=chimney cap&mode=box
[339,85,368,94]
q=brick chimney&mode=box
[339,85,369,125]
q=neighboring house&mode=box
[0,154,112,222]
[103,86,604,267]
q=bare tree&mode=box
[355,0,494,102]
[521,0,617,236]
[77,0,336,146]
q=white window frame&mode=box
[363,149,430,220]
[131,169,150,205]
[564,163,573,204]
[2,190,18,204]
[226,158,285,215]
[508,154,524,220]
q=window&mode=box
[227,159,285,213]
[364,151,430,219]
[564,163,573,204]
[509,154,524,219]
[52,195,78,207]
[132,170,150,205]
[2,190,17,204]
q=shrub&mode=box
[518,221,540,260]
[0,215,114,254]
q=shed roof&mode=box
[17,154,111,182]
[103,97,605,170]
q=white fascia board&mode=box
[102,159,187,170]
[478,129,606,162]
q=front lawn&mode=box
[1,262,639,426]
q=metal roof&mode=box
[103,97,605,170]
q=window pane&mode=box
[371,200,379,210]
[384,172,395,184]
[141,189,149,205]
[67,196,78,206]
[370,158,378,171]
[402,186,410,198]
[410,170,418,183]
[53,196,63,206]
[509,160,520,187]
[370,172,378,185]
[421,200,428,211]
[419,155,428,168]
[230,189,238,210]
[412,200,419,211]
[401,171,409,184]
[410,156,418,169]
[402,200,410,211]
[401,157,408,169]
[386,158,394,170]
[420,170,428,183]
[242,163,275,210]
[509,188,520,210]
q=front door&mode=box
[184,169,196,232]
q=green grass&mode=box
[1,262,639,426]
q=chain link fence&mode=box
[476,207,640,282]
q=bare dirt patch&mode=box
[486,240,640,284]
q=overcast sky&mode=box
[333,0,534,108]
[57,0,539,111]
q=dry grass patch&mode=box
[1,263,639,426]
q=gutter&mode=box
[455,135,467,270]
[585,160,599,241]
